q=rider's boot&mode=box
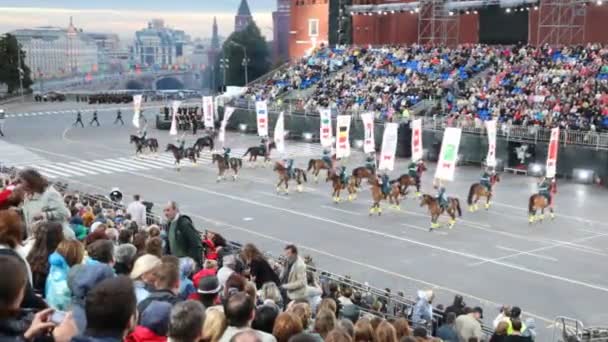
[297,184,303,192]
[449,219,456,229]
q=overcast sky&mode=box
[0,0,276,43]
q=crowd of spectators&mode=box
[0,168,538,342]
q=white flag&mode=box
[219,107,235,143]
[319,108,332,148]
[203,96,214,129]
[546,127,559,178]
[485,120,497,167]
[274,111,285,153]
[435,127,462,182]
[132,94,142,128]
[169,100,181,136]
[335,115,351,158]
[255,101,269,137]
[361,112,375,153]
[378,123,399,171]
[411,118,423,161]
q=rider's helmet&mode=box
[323,149,330,154]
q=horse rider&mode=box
[73,111,84,128]
[260,137,269,156]
[379,172,391,197]
[365,153,376,173]
[177,134,186,155]
[322,149,333,169]
[284,158,295,179]
[436,181,449,210]
[480,167,493,193]
[223,147,231,163]
[339,166,349,186]
[538,176,553,205]
[114,109,124,125]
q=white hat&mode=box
[130,254,161,280]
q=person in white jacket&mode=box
[126,194,147,227]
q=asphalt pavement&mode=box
[2,101,608,339]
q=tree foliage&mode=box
[0,34,33,94]
[219,22,271,87]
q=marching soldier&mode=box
[90,110,100,126]
[73,111,84,128]
[114,109,124,125]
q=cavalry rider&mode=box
[436,180,449,210]
[284,158,295,179]
[322,149,333,169]
[223,147,231,163]
[338,166,349,186]
[379,172,391,197]
[480,167,494,193]
[260,137,269,157]
[365,153,376,173]
[408,159,425,196]
[537,176,553,205]
[177,133,186,156]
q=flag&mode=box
[485,120,497,167]
[202,96,214,129]
[132,94,142,128]
[169,101,181,136]
[274,111,285,153]
[361,112,375,153]
[319,108,332,147]
[546,127,559,178]
[335,115,351,158]
[435,127,462,182]
[255,101,269,137]
[219,107,235,143]
[378,123,399,171]
[411,118,423,161]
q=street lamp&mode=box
[228,40,249,85]
[219,57,229,88]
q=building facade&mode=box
[85,32,123,72]
[235,0,254,32]
[288,0,330,59]
[133,19,191,68]
[273,0,291,63]
[11,18,98,79]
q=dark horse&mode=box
[273,162,307,194]
[193,134,215,155]
[165,144,186,171]
[130,135,158,154]
[243,142,276,163]
[212,154,243,182]
[466,174,500,212]
[420,194,462,230]
[351,166,375,188]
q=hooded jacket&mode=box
[45,252,72,310]
[411,290,433,326]
[68,264,115,333]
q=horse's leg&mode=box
[314,168,319,183]
[529,202,536,224]
[485,191,492,210]
[430,212,439,230]
[232,165,238,181]
[540,206,545,221]
[296,175,303,193]
[550,205,555,219]
[283,177,289,194]
[448,207,456,229]
[276,178,283,193]
[217,167,223,182]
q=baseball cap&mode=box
[473,306,484,319]
[198,275,222,294]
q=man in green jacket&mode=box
[163,201,203,267]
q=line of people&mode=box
[73,109,145,127]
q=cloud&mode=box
[0,7,274,43]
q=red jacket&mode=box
[192,268,217,288]
[126,326,167,342]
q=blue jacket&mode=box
[68,264,115,333]
[436,324,459,342]
[45,252,72,310]
[411,290,433,326]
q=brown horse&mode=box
[212,154,243,182]
[466,174,500,211]
[391,174,421,197]
[351,166,375,188]
[528,194,555,223]
[166,144,184,171]
[327,170,358,203]
[420,194,462,230]
[307,156,335,183]
[368,175,402,215]
[273,162,307,194]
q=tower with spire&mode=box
[211,17,220,50]
[235,0,253,32]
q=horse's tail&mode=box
[307,159,315,171]
[301,170,308,183]
[528,195,535,215]
[455,198,462,217]
[242,148,252,157]
[209,139,214,151]
[467,184,476,205]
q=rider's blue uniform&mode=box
[380,173,390,196]
[480,172,492,192]
[339,166,348,185]
[437,187,448,209]
[223,147,231,162]
[322,150,332,169]
[538,179,552,204]
[285,159,295,178]
[365,156,375,173]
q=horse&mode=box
[390,174,421,197]
[184,147,198,164]
[243,142,276,163]
[212,154,243,182]
[528,194,555,223]
[193,135,214,155]
[130,135,147,155]
[466,174,500,211]
[368,175,402,215]
[273,162,308,194]
[166,144,184,171]
[351,166,375,188]
[145,138,159,153]
[327,170,358,203]
[307,156,336,183]
[419,194,462,230]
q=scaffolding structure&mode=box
[536,0,586,45]
[418,0,460,46]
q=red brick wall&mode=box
[289,0,330,59]
[529,5,608,44]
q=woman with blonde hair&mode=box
[201,307,227,342]
[259,281,283,307]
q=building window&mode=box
[308,19,319,37]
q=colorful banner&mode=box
[378,123,399,171]
[169,100,181,136]
[335,115,351,159]
[546,127,559,178]
[485,120,497,167]
[319,108,332,148]
[435,127,462,182]
[132,94,142,128]
[361,112,375,153]
[255,100,268,137]
[219,107,235,143]
[274,111,285,153]
[202,96,214,129]
[411,118,423,161]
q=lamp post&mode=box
[219,57,229,88]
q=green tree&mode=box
[0,34,33,94]
[221,22,271,87]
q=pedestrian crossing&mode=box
[4,105,162,119]
[14,143,341,179]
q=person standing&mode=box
[162,201,203,267]
[73,111,84,128]
[90,110,100,126]
[126,194,147,228]
[114,109,124,125]
[279,244,307,302]
[0,109,6,137]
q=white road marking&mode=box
[402,223,449,235]
[55,162,98,175]
[255,191,290,200]
[108,158,149,170]
[39,163,84,177]
[549,239,605,253]
[69,162,112,174]
[493,201,608,227]
[85,159,133,172]
[119,158,165,169]
[321,205,363,216]
[496,245,558,262]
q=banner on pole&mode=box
[132,94,142,128]
[335,115,351,158]
[411,118,423,161]
[169,100,181,136]
[361,112,375,153]
[319,108,332,148]
[546,127,559,178]
[202,96,214,129]
[378,123,399,171]
[435,127,462,182]
[485,120,497,167]
[219,107,235,143]
[255,101,268,137]
[274,111,285,153]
